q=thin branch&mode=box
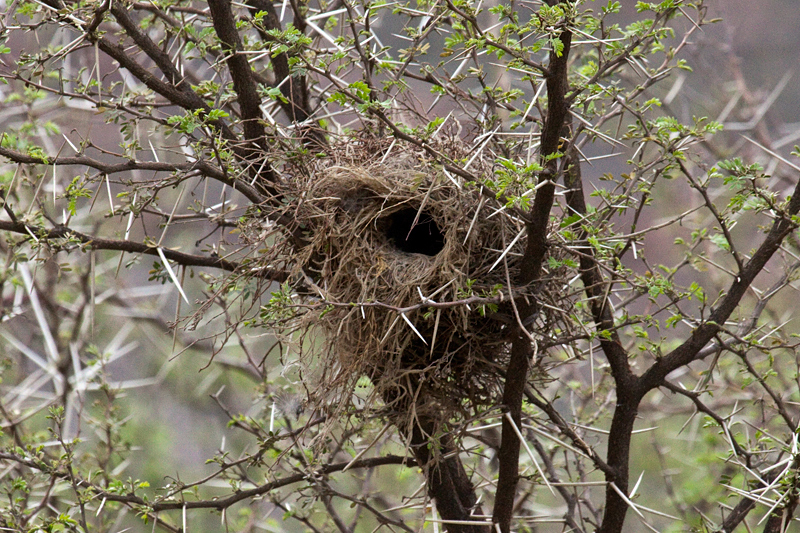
[0,220,289,280]
[0,143,266,205]
[639,175,800,391]
[0,451,410,512]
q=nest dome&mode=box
[282,142,526,422]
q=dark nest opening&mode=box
[381,207,446,256]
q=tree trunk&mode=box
[407,416,489,533]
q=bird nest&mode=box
[264,138,570,426]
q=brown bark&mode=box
[207,0,270,156]
[491,7,574,532]
[408,419,489,533]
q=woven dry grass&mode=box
[264,138,572,428]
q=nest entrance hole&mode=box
[383,208,445,256]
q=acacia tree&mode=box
[1,0,799,532]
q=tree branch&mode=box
[89,6,281,190]
[639,174,800,391]
[108,3,190,90]
[408,421,488,533]
[561,122,638,533]
[524,386,614,477]
[0,143,266,206]
[91,35,228,133]
[207,0,268,155]
[0,451,408,512]
[0,220,291,281]
[245,0,319,132]
[492,6,573,532]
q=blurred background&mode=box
[1,0,799,531]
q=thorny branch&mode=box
[2,1,800,533]
[492,3,573,532]
[0,450,410,512]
